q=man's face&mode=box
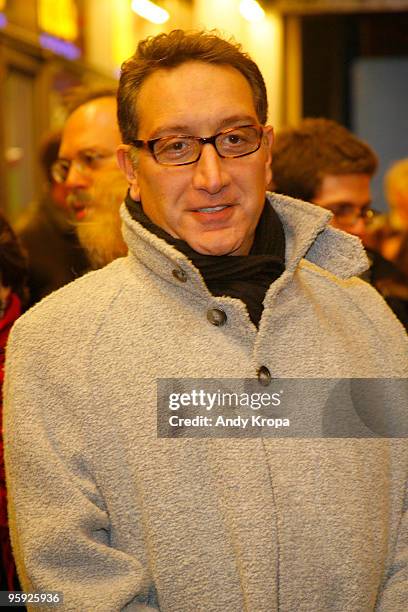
[312,173,372,241]
[118,61,273,256]
[59,97,123,222]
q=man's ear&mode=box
[263,125,274,189]
[117,145,140,200]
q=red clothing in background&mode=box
[0,292,22,590]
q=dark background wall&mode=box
[300,11,408,211]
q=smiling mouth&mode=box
[195,205,229,213]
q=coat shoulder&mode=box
[7,257,133,351]
[299,258,408,350]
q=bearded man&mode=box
[51,90,128,268]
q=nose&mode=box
[348,217,367,240]
[192,144,231,194]
[65,160,91,190]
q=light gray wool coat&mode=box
[4,194,408,612]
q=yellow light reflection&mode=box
[131,0,169,25]
[38,0,79,41]
[239,0,265,23]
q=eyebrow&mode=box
[58,146,113,159]
[324,201,372,208]
[147,115,259,140]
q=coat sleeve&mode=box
[376,478,408,611]
[3,321,159,612]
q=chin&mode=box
[179,224,252,255]
[187,238,245,257]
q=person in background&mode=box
[4,30,408,610]
[15,130,89,305]
[52,89,128,269]
[271,117,408,328]
[75,167,129,269]
[365,157,408,276]
[0,211,27,598]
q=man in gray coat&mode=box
[4,30,408,611]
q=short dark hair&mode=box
[272,118,378,202]
[117,29,268,144]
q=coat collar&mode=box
[120,192,369,290]
[266,192,369,279]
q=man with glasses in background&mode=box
[4,30,408,611]
[271,117,408,328]
[15,130,90,305]
[52,88,128,268]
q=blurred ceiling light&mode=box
[239,0,265,23]
[131,0,169,25]
[39,33,81,60]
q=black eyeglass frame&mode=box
[129,124,264,166]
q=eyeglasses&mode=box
[51,150,114,184]
[130,124,264,166]
[325,203,374,227]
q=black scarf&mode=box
[126,193,285,327]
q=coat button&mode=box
[172,268,187,283]
[257,366,272,386]
[207,308,227,327]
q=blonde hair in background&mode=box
[385,158,408,211]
